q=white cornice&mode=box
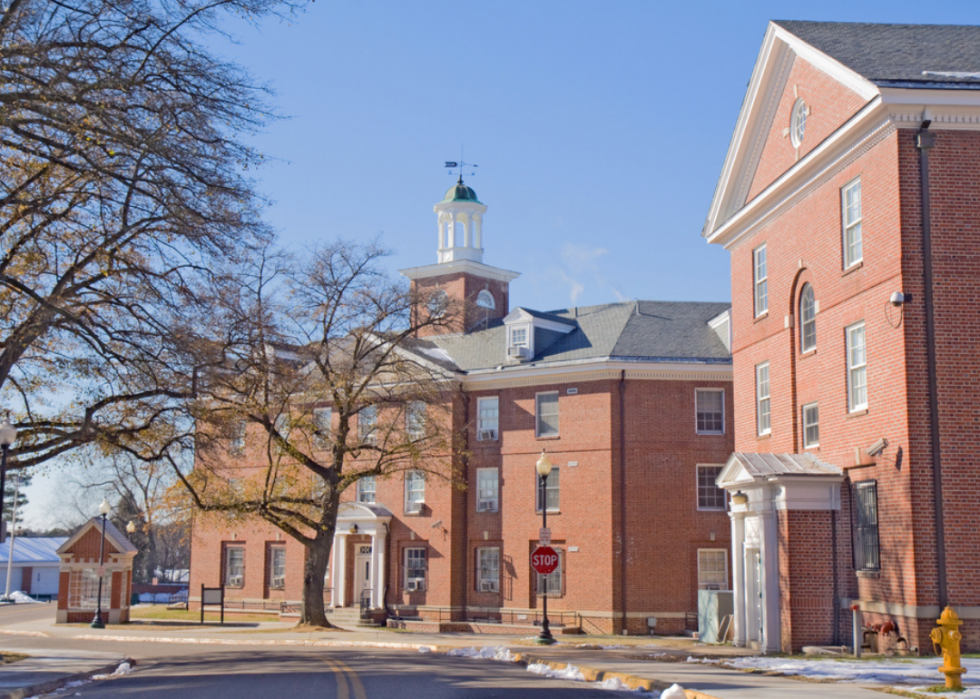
[461,359,732,391]
[399,259,520,284]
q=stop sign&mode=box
[531,545,559,575]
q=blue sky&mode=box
[21,1,980,527]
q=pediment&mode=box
[703,21,878,244]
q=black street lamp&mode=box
[90,499,111,629]
[535,450,555,645]
[0,419,17,535]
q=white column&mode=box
[333,532,347,608]
[474,214,482,250]
[462,213,471,248]
[372,527,387,610]
[438,215,446,251]
[730,510,746,647]
[760,508,781,652]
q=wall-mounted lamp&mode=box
[731,491,748,506]
[349,524,358,534]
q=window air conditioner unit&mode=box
[507,346,530,359]
[478,429,498,442]
[477,501,498,512]
[228,575,243,587]
[406,580,419,591]
[480,581,498,593]
[271,576,285,589]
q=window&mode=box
[404,547,427,590]
[359,405,377,444]
[802,403,819,448]
[476,289,496,310]
[536,467,560,512]
[535,548,562,596]
[477,467,499,512]
[68,569,111,609]
[853,481,880,571]
[510,326,528,348]
[535,391,559,437]
[477,547,500,592]
[756,362,771,436]
[267,545,286,590]
[224,544,245,587]
[846,322,867,412]
[314,407,332,449]
[697,465,726,510]
[230,420,246,456]
[753,244,768,317]
[357,475,376,504]
[477,396,499,440]
[427,289,448,317]
[406,401,425,440]
[405,470,425,513]
[800,284,816,352]
[273,414,290,453]
[790,98,807,147]
[698,549,728,589]
[696,389,725,435]
[842,179,863,269]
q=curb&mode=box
[0,658,135,699]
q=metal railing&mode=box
[402,607,580,628]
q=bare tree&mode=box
[0,0,292,475]
[165,242,464,627]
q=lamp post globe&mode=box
[536,450,553,478]
[126,521,136,534]
[90,500,111,629]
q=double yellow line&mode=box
[322,657,367,699]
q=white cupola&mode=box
[434,177,487,264]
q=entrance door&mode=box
[746,549,763,648]
[355,545,372,607]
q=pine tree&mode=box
[2,472,30,523]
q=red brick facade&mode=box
[707,21,980,652]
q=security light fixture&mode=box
[732,491,748,506]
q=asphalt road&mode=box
[1,605,638,698]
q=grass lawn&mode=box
[129,607,275,624]
[1,652,29,664]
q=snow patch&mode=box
[92,661,133,680]
[446,646,518,662]
[527,661,586,682]
[4,591,38,603]
[660,684,687,699]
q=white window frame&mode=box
[476,396,499,440]
[756,362,771,436]
[313,407,332,449]
[230,420,246,456]
[535,391,559,438]
[695,388,725,435]
[509,325,529,348]
[268,544,286,589]
[68,568,111,609]
[799,283,816,353]
[405,470,425,514]
[359,404,377,444]
[698,549,728,589]
[535,548,563,596]
[696,464,726,511]
[357,475,376,504]
[404,547,427,590]
[476,289,496,310]
[842,178,863,269]
[753,244,768,317]
[476,467,499,512]
[224,544,245,587]
[846,322,867,412]
[477,546,500,593]
[535,467,560,512]
[406,401,425,440]
[802,402,820,449]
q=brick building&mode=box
[704,21,980,652]
[190,179,735,634]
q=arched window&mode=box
[427,289,448,317]
[476,290,495,310]
[800,283,816,352]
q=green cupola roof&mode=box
[442,178,481,204]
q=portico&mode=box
[331,502,391,609]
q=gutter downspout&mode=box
[619,371,628,633]
[460,388,469,621]
[917,120,948,608]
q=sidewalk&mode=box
[0,647,130,699]
[0,608,904,699]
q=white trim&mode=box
[535,390,560,438]
[399,258,519,284]
[846,321,868,412]
[841,177,863,269]
[695,388,726,436]
[697,548,729,589]
[756,362,771,436]
[802,402,820,449]
[753,244,768,317]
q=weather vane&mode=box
[445,148,478,183]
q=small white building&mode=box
[0,537,67,598]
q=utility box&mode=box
[698,589,734,644]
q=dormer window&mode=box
[510,326,528,348]
[507,325,530,360]
[502,307,575,363]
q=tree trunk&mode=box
[300,534,333,626]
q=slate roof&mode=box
[421,300,731,373]
[0,537,67,565]
[775,21,980,89]
[726,452,843,479]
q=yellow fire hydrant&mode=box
[930,606,966,689]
